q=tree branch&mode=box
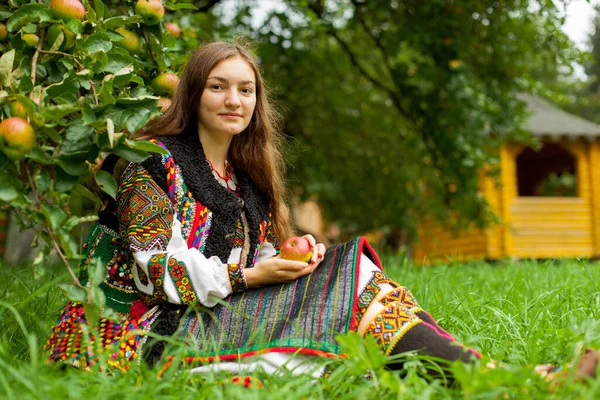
[306,3,414,124]
[29,29,45,98]
[142,28,157,67]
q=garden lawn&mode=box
[2,257,600,399]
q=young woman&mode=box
[45,41,484,377]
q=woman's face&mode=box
[198,56,257,139]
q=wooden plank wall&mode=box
[413,221,488,264]
[510,197,593,258]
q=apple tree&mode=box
[0,0,215,324]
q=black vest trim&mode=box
[141,132,269,268]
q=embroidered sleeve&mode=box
[117,163,243,307]
[255,211,278,264]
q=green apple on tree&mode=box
[22,34,40,47]
[49,0,86,22]
[152,72,180,95]
[46,24,76,51]
[0,117,36,161]
[9,100,29,119]
[114,27,143,54]
[135,0,165,26]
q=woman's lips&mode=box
[219,114,242,119]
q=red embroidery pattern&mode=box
[167,257,198,305]
[142,254,168,304]
[227,263,246,293]
[379,286,420,311]
[364,301,423,355]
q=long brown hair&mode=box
[136,40,293,242]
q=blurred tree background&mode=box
[0,0,595,265]
[218,0,588,246]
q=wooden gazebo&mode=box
[414,95,600,263]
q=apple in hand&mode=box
[279,236,313,263]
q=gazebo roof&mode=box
[519,94,600,139]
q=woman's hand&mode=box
[244,257,316,288]
[301,234,326,267]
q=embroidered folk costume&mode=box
[46,132,480,374]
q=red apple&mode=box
[0,117,35,161]
[151,72,180,95]
[165,22,181,37]
[279,236,313,262]
[158,97,172,112]
[0,23,7,41]
[50,0,85,22]
[135,0,165,26]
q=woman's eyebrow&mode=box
[207,76,255,85]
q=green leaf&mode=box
[55,167,81,192]
[58,283,88,303]
[147,32,167,71]
[116,95,159,106]
[94,170,117,200]
[41,204,67,231]
[164,2,198,10]
[56,154,90,176]
[28,147,52,165]
[56,227,80,259]
[65,19,84,35]
[17,75,33,93]
[124,138,168,155]
[40,104,80,122]
[104,54,135,74]
[113,65,134,87]
[101,15,143,30]
[94,0,106,20]
[99,75,115,105]
[34,170,52,192]
[72,184,102,208]
[64,215,99,231]
[46,76,80,103]
[0,186,19,202]
[0,49,15,88]
[80,32,113,53]
[6,4,53,32]
[122,107,151,133]
[59,120,94,156]
[112,143,150,163]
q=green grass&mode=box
[2,258,600,399]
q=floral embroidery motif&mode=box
[117,165,174,253]
[142,253,169,304]
[167,257,198,305]
[227,263,246,293]
[364,301,422,355]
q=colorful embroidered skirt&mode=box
[46,237,382,369]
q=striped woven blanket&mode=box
[177,236,378,361]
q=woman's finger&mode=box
[302,234,316,247]
[277,259,309,271]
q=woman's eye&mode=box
[211,84,223,90]
[241,88,254,94]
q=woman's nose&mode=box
[224,89,241,108]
